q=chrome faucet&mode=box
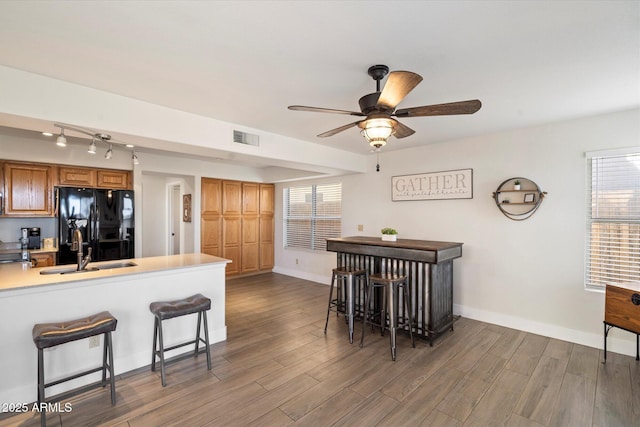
[71,229,92,271]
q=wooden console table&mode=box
[604,281,640,362]
[326,236,463,344]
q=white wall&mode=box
[274,108,640,356]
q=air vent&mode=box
[233,130,259,147]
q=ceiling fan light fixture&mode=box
[361,118,394,147]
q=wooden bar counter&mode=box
[326,236,463,343]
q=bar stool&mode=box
[32,311,117,427]
[150,293,212,387]
[360,272,415,360]
[324,267,368,343]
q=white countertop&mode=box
[0,253,230,293]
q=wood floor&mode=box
[3,272,639,426]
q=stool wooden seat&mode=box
[32,311,117,427]
[150,293,212,387]
[324,267,368,343]
[360,272,415,360]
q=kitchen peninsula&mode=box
[0,253,229,404]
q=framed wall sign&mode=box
[392,168,473,201]
[183,194,192,222]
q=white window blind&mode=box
[585,151,640,289]
[284,183,342,251]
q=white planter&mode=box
[381,234,397,241]
[514,184,521,190]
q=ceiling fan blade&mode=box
[376,71,423,111]
[394,99,482,118]
[288,105,365,116]
[317,121,362,138]
[393,120,415,139]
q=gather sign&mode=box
[391,169,473,201]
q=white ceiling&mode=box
[0,1,638,157]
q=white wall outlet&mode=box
[357,224,364,232]
[89,335,100,348]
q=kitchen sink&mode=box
[39,261,137,275]
[40,267,99,275]
[96,261,138,270]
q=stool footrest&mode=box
[41,378,114,406]
[157,337,207,354]
[44,365,106,389]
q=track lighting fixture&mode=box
[52,122,139,165]
[88,137,97,154]
[56,129,67,147]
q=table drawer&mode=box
[605,284,640,333]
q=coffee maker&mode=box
[21,227,41,249]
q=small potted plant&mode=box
[514,180,521,190]
[381,227,398,242]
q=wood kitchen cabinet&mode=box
[2,161,55,216]
[31,252,56,267]
[59,166,131,190]
[201,178,274,276]
[201,178,222,258]
[259,184,274,270]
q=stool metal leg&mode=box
[151,317,159,371]
[157,319,167,387]
[360,280,374,348]
[388,281,398,361]
[37,348,45,427]
[203,311,212,370]
[402,281,416,348]
[195,311,202,355]
[324,273,337,334]
[346,273,355,344]
[107,332,116,405]
[102,332,108,385]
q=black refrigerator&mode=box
[57,187,134,265]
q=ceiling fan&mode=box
[288,65,481,148]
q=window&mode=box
[585,150,640,289]
[284,183,342,250]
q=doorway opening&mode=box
[168,183,181,255]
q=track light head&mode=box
[56,129,67,147]
[105,144,113,160]
[132,151,139,165]
[88,137,97,154]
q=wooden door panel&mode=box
[59,167,97,187]
[223,217,242,246]
[223,181,242,215]
[201,215,221,254]
[260,216,274,244]
[202,178,222,216]
[260,244,274,269]
[4,162,53,216]
[223,246,241,275]
[260,184,275,215]
[242,244,259,273]
[97,170,131,189]
[242,183,259,215]
[242,217,259,245]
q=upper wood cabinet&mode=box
[2,162,54,216]
[58,166,97,187]
[59,166,131,190]
[242,183,259,215]
[260,184,274,215]
[222,181,242,215]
